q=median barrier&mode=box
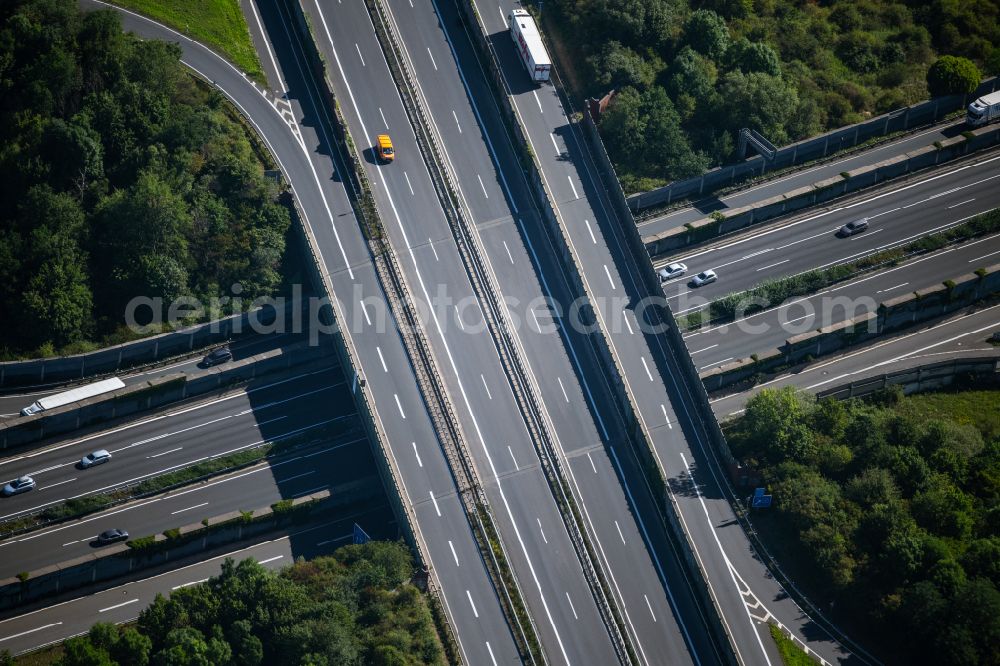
[0,341,337,450]
[700,263,1000,391]
[645,123,1000,257]
[0,485,380,612]
[0,301,300,389]
[628,77,999,214]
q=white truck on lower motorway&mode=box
[966,90,1000,127]
[20,377,126,416]
[509,9,551,82]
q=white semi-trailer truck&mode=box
[20,377,126,416]
[967,90,1000,127]
[509,9,551,82]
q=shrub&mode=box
[163,528,181,540]
[271,499,295,515]
[239,510,254,523]
[926,56,982,96]
[709,211,727,222]
[16,572,29,583]
[127,536,156,551]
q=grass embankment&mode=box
[114,0,265,82]
[676,208,1000,331]
[768,624,815,666]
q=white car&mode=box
[80,449,112,469]
[690,270,718,287]
[658,262,687,282]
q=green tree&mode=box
[926,55,982,96]
[741,388,816,464]
[57,636,113,666]
[112,628,152,666]
[588,41,658,90]
[683,9,730,60]
[714,70,798,144]
[726,38,781,76]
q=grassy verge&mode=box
[895,388,1000,441]
[113,0,265,83]
[768,624,816,666]
[676,208,1000,331]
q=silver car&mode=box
[658,262,688,282]
[690,269,718,287]
[80,449,112,469]
[2,476,35,496]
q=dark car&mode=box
[200,347,233,367]
[837,218,869,236]
[95,528,129,545]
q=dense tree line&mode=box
[727,387,1000,665]
[547,0,1000,191]
[28,543,445,666]
[0,0,290,357]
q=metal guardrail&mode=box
[365,0,638,662]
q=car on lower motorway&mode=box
[95,528,129,545]
[837,218,869,236]
[690,269,718,287]
[658,262,688,282]
[200,347,233,368]
[79,449,112,469]
[2,476,35,496]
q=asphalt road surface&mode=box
[0,370,360,527]
[709,302,1000,419]
[0,439,378,579]
[657,151,1000,307]
[684,234,1000,371]
[0,507,395,656]
[0,330,310,418]
[638,118,981,238]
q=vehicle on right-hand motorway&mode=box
[508,8,551,82]
[199,347,233,368]
[95,528,129,545]
[966,90,1000,127]
[837,218,869,236]
[2,476,35,496]
[690,270,718,287]
[79,449,112,469]
[658,262,688,282]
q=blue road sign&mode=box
[754,487,766,497]
[752,494,773,508]
[353,523,371,545]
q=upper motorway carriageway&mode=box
[300,0,631,661]
[362,0,728,662]
[80,2,521,663]
[637,118,980,239]
[657,151,1000,310]
[477,0,862,663]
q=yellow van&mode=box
[376,134,394,162]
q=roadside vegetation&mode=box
[725,385,1000,665]
[113,0,265,82]
[767,624,814,666]
[3,543,446,666]
[545,0,1000,191]
[0,0,289,359]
